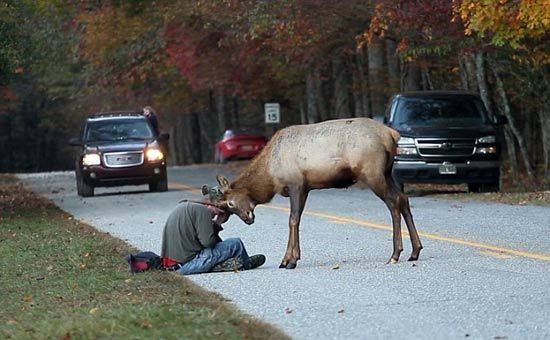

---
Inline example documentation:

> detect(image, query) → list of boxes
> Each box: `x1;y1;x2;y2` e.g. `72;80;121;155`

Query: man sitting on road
160;190;265;275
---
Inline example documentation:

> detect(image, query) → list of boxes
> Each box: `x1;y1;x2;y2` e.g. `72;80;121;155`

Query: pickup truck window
393;97;485;127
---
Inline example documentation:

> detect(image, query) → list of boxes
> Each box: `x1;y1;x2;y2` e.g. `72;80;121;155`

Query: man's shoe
245;254;266;270
211;257;244;272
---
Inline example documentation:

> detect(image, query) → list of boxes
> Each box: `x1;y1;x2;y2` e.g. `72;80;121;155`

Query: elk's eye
227;201;236;209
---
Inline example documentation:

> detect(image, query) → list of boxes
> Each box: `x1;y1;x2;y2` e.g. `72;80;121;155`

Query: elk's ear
216;175;230;191
201;185;210;196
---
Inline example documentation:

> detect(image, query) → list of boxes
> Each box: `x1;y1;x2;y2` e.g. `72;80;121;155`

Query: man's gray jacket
161;202;222;264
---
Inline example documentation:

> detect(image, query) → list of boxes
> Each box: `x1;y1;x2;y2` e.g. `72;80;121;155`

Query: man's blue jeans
176;238;250;275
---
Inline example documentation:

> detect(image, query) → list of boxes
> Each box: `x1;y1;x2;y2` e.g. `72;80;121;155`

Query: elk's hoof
279;261;297;269
408;255;419;261
285;262;297;269
386;258;398;264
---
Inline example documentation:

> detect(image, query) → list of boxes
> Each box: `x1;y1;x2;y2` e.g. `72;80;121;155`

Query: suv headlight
146;148;164;162
477;135;496;143
82;153;101;166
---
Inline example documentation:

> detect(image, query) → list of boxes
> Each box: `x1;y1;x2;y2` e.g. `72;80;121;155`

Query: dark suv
383;91;507;192
69;112;169;197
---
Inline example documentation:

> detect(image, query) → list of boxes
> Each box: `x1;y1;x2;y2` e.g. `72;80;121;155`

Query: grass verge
0;174;288;339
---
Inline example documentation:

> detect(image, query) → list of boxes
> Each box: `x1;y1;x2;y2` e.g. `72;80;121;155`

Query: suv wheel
149;174;168;192
76;174;94;197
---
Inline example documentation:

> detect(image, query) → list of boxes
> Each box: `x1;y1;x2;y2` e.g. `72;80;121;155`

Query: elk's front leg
280;187;308;269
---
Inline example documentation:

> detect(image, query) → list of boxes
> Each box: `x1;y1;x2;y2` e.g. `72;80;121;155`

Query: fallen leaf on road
332;264;340;270
337;309;344;313
285;308;293;314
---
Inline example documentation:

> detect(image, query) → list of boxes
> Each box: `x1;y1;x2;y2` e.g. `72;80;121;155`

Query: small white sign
265;103;280;124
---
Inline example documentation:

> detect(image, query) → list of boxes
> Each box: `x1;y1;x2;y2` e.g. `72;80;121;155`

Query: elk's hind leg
395;185;423;261
368;174;404;264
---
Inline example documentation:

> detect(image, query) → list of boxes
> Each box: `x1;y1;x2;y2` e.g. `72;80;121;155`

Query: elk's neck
232;154;275;204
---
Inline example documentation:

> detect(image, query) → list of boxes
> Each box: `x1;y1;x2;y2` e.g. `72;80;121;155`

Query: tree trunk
315;68;330;121
232;95;239;128
198;110;215;162
385;39;400;93
537;106;550;178
461;52;479;92
474;51;494;117
503;129;519;182
215;87;227;134
421;65;433;90
306;70;320;123
368;38;387;116
354;45;371;117
300;99;307;124
490;61;535;181
332;54;352;118
187;112;202;163
458;54;470;90
401;59;421;91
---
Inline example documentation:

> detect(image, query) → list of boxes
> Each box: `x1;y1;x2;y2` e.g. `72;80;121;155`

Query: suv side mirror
69;137;82;146
158;132;170;140
491;114;508;125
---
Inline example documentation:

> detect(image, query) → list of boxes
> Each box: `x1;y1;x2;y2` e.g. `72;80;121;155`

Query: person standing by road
160;200;265;275
143;106;159;135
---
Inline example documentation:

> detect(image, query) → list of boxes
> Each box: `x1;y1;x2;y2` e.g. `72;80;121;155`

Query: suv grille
103;151;144;168
416;138;475;157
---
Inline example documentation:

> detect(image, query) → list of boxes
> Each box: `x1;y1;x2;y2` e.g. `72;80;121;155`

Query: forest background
0;0;548;188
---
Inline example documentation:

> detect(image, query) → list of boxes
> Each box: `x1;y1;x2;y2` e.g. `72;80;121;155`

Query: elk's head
208;175;256;225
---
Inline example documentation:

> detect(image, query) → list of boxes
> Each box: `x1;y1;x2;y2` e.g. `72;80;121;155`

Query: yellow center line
170;182;550;262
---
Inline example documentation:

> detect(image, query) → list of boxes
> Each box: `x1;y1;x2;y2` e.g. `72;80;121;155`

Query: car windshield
85;119;154;142
393;96;486;127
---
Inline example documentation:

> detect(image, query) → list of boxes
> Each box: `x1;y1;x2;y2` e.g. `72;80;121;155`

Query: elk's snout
240;210;255;225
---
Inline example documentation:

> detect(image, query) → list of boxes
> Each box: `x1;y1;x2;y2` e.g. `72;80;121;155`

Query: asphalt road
19;165;550;340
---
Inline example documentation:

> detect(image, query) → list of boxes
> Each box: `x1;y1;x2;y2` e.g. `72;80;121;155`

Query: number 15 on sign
265;103;280;124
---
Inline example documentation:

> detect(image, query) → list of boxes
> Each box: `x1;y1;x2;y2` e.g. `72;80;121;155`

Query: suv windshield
85;119;154;142
393;96;486;127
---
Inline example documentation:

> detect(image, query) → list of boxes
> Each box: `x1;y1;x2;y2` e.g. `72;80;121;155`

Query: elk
213;118;423;269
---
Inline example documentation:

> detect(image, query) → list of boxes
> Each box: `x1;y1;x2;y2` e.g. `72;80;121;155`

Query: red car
214;128;268;163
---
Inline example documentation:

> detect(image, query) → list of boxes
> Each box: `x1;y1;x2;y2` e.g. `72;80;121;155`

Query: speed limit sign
264;103;280;124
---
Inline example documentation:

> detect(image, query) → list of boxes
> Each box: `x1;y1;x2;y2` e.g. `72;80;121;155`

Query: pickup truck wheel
76;175;94;197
